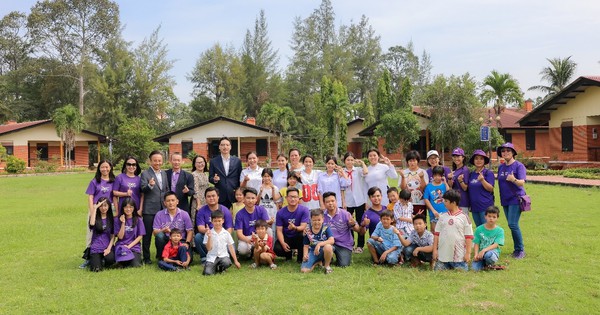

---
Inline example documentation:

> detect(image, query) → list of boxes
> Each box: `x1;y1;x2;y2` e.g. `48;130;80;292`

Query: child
279;172;303;207
393;189;414;236
433;190;473;271
472;206;505;271
301;209;335;274
258;168;281;228
114;197;145;268
399;215;434;268
366;210;402;265
250;219;277;269
230;187;245;220
88;197;115;272
158;228;191;271
424;166;450;231
386;187;399;211
203;210;241;275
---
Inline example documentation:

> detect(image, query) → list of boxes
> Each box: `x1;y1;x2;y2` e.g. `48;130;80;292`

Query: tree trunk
333;123;339;159
79;74;84;115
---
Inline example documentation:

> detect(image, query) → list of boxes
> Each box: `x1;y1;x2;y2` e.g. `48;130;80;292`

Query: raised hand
120;214;125;223
477;172;484;182
149;177;156;186
213;173;220;182
182;185;189;193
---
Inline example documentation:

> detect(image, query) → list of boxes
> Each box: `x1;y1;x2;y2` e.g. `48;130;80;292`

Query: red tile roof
0;119;51;135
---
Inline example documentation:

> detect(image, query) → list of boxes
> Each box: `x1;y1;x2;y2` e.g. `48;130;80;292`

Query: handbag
519;195;532;212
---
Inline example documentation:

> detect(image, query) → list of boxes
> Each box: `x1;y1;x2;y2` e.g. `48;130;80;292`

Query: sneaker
512;251;526;259
486;265;507;271
324;266;333;274
143;259;153;265
270;263;277;270
249;263;257;269
353;247;363;254
79;260;90;269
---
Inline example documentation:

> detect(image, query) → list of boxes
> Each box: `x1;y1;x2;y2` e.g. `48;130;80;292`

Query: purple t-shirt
276;204;310;238
195;204;234;231
426;166;451;183
323;208;355;251
468;169;495;213
450;166;470;207
90;218;113;254
497;161;527;206
114;217;145;253
234;205;270;236
113;174;141;209
152;208;194;239
85;178;114;203
362;208;384;236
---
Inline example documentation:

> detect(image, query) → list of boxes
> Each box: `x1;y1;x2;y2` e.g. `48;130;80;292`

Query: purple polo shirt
113;173;141;209
323;208;355;251
90;218;113;254
195;204;234;231
234;205;270;236
450;165;470;207
276;204;310;238
467;169;495;213
114;217;145;253
497;161;527;206
317;172;351;208
171;170;180;190
362;208;384;236
152;208;193;239
85;178;114;203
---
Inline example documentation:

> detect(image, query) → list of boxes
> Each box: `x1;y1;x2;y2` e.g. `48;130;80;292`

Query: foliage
52;104;86;169
480;70;523;128
381;41;432;105
34;158;58;173
257;102;297;153
459;123;504;160
0;143;6;162
112;118;160;164
5;155;25;173
320;76;350;156
360;92;377;154
528;56;577;97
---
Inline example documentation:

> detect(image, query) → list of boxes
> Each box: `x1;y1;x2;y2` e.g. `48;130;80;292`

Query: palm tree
53;104;86;169
481;70;523;128
528;56;577;97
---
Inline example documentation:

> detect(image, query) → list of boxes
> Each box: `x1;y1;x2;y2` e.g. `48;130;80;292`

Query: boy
472;206;505;271
424;166;450;231
399;215;434;268
203;210;241;275
386;187;399;211
251;219;277;269
394;189;414;235
158;228;190;271
366;210;402;265
235;188;271;258
301;209;335;274
433;190;473;271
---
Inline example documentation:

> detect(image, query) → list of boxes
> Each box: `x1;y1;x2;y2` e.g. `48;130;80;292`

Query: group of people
82;136;528;274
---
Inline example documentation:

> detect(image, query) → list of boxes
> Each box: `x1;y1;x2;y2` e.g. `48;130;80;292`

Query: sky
3;0;600;105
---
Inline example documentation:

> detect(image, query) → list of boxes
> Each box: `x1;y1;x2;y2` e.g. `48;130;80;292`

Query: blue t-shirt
371;222;402;250
424;182;447;214
303;224;333;249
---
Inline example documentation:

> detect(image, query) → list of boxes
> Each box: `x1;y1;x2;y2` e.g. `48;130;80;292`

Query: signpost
480;126;490;142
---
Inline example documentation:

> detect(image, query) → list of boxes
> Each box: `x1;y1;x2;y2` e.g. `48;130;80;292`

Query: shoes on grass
79;260;89;269
353;248;363;254
249;263;257;269
512;251;526;259
325;266;333;274
143;259;153;265
270;263;277;270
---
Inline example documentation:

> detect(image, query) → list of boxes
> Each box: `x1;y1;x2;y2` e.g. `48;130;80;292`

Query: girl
240;151;264;193
342;152;368;253
359;187;385;237
258;168;281;226
273;154;289;191
400;150;428;218
300;154;321;210
112;156;142;215
467;150;495;227
317;155;350;209
394;189;414;236
230;187;245;220
288;148;304;173
447;147;470;216
279;172;303;207
88;197;115;272
364;148;398;207
191;155;209;225
114;197;145;268
425;150;451;181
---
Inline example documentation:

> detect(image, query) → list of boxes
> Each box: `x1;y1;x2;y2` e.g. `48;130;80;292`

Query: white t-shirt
402;168;429;206
240;166;264;193
301;169;321;210
434;210;473;262
203;228;234;263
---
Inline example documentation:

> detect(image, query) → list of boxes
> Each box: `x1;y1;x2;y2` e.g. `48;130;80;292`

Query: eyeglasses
500;148;512;153
126;163;137;167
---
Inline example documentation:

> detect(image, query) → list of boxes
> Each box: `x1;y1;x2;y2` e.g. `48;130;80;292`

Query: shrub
6;155;26;174
35;160;57;173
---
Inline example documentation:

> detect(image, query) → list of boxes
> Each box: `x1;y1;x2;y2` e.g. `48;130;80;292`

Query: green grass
1;173;599;314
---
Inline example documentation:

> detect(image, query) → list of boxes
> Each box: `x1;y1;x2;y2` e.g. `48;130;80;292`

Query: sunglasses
500;148;512;153
126;163;137;167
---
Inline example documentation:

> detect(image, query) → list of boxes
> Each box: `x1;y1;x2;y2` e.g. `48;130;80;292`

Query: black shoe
144;259;153;265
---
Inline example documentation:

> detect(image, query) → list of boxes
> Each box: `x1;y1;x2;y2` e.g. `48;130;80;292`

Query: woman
112;156;142;214
497;142;527;259
447;147;470;216
400;150;428;217
273;154;289;208
425;150;451;181
364;148;398;207
467;150;495;227
300;154;321;210
114;197;145;268
240;151;264;193
191;155;209;223
317;155;350;209
288;148;304;173
342;152;368;253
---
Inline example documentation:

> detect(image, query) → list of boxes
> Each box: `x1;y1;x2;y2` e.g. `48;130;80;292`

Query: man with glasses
274;187;310;262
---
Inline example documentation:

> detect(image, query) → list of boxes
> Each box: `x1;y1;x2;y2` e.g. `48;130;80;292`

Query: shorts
301;245;333;269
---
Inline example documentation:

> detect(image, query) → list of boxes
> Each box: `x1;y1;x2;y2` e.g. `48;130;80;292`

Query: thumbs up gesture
213;173;220;182
149;177;156;186
182;185;190;194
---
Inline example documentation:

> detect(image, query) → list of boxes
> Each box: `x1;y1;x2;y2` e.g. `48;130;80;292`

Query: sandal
325;266;333;274
353;247;363;254
249;263;257;269
270;263;277;270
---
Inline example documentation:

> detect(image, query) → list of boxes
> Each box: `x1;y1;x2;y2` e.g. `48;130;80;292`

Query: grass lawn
0;173;599;314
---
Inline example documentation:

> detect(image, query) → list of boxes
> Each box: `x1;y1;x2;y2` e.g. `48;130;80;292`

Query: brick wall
74;146;89;166
550;126;589;161
587;125;600;161
193;142;209;159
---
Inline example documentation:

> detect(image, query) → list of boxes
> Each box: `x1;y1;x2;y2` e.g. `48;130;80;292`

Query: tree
257;102;297;153
528;56;577;97
382;41;432;104
53;104;85;168
113;118;160;164
321;76;351;157
480;70;523;128
375;69;394;119
360;91;377;154
27;0;120;115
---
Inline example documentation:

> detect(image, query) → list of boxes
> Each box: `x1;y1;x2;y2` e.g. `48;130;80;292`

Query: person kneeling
399;215;434;268
203;210;241;275
301;209;335;274
367;210;402;265
158;228;190;271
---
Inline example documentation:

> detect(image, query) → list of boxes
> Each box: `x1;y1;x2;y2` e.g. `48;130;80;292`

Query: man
166;152;195;215
152;192;194;262
209;136;242;208
193;187;234;261
140;150;169;265
322;192;361;267
274;187;310;262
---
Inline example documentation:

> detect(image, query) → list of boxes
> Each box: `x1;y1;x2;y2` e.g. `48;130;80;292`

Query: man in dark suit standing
166;152;195;215
209;137;242;208
140;150;169;265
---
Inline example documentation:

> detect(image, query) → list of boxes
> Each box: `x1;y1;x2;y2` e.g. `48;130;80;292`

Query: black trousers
142;214;156;261
347;204;366;248
274;233;304;262
89;251;115;271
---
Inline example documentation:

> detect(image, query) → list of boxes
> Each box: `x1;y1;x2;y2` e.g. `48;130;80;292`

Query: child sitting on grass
158;228;190;271
250;219;277;270
399;215;434;268
88;198;115;272
366;210;402;265
433;189;473;271
301;209;335;274
472;206;505;271
203;210;241;275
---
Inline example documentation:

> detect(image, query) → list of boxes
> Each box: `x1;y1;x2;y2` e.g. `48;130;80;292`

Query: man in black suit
209;137;242;208
166;152;195;215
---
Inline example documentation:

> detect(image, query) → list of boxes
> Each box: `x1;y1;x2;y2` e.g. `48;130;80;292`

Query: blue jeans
471;250;500;271
503;204;524;252
158;246;189;271
472;211;486;227
367;239;401;264
402;244;432;263
434;261;468;271
194;233;208;261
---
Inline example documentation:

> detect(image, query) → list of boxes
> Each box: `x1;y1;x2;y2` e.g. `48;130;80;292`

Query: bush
35;160;57;173
6;155;26;174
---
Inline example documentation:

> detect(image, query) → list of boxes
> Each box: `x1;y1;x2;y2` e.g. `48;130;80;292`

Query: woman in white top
258;168;281;230
272;154;289;191
317;155;351;209
288;148;304;173
399;150;428;219
240;151;264;193
342;152;368;253
364;148;398;207
300;154;321;210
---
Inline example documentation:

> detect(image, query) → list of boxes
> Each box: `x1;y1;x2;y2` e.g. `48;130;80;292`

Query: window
2;142;13;155
68;147;75;160
37;143;48;160
561;122;573;152
182;141;193;157
503;132;512;143
256;139;268;156
525;130;536;150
